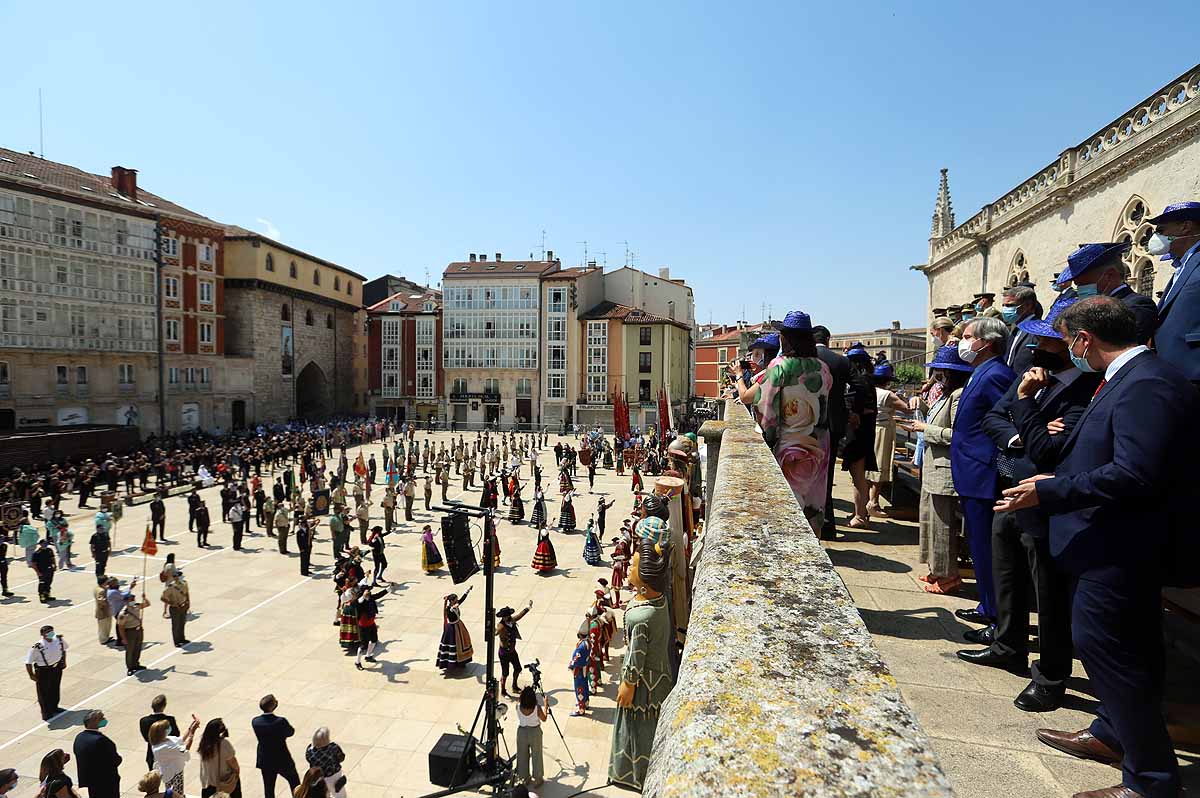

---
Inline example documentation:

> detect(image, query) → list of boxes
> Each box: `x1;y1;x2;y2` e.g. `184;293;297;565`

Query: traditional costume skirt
338;605;359;650
583;532;601;565
508;496;525;523
559;472;573;493
558;503;576;532
532;535;557;572
422;539;444;573
531;498;546;528
436;620;473;668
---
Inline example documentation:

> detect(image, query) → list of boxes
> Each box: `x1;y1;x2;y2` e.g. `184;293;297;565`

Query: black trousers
1073;571;1178;798
232;521;244;550
197;526;209;547
37;569;54;600
299;547;311;576
35;662;63;718
0;558;8;592
822;424;845;532
169;606;187;646
990;510;1073;686
499;649;521;687
261;764;300;798
94;552;109;578
152;516;166;540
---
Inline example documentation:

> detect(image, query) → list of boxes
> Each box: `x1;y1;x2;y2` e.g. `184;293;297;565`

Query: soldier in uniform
161;572;190;647
973;292;1001;318
26;624;67;720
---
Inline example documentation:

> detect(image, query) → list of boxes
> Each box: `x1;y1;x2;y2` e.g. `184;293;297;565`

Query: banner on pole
140;524;157;556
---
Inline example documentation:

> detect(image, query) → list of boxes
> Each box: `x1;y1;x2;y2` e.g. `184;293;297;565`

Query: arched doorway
231;400;246;430
296;361;332;420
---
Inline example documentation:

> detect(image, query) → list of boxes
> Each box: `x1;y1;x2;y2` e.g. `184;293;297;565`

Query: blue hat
750;332;780;353
846;346;871;361
925;344;973;372
774;310;811;331
1147;201;1200;226
873;363;894;379
1056;242;1130;285
1017;295;1078;339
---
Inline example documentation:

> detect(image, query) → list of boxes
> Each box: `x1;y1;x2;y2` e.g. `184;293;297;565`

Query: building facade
362;273;428;308
441;253;557;428
0;149;252;434
920;63;1200;323
829;322;926;366
539;261;603;429
603;266;697;393
223;226;364;423
366;288;444;423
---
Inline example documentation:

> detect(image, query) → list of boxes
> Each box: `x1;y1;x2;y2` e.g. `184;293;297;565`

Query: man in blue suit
1150;201;1200;384
252;694;301;797
949;316;1016;626
997;297;1196;798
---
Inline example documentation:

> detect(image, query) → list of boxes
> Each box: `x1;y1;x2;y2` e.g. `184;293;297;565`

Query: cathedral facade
920;63;1200;316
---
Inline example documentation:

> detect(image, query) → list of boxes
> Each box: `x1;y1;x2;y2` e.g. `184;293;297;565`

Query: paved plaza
0;432;637;797
824;483;1200;798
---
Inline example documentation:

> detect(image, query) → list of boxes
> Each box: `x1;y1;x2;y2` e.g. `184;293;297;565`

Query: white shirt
26;635;67;666
517;701;542;727
1104;345;1150;383
152;737;191;783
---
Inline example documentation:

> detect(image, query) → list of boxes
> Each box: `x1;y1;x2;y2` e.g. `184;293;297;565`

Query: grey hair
965;316;1009;355
1002;285;1036;305
312;726;331;747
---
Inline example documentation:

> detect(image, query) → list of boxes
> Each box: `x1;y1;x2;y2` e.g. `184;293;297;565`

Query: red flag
354;453;367;477
140;524;157;556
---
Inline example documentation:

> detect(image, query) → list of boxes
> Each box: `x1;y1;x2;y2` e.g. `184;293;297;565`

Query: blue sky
3;1;1196;332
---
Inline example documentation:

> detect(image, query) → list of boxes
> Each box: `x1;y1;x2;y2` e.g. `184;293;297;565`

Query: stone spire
930;168;956;239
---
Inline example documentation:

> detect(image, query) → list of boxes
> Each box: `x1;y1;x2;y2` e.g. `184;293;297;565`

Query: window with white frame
199;244;213;263
586;320;608;403
199;321;214;344
161;237;179;257
547;287;566;314
168;367;179;385
547;373;565;399
383;346;398;364
184;367;196;384
164;276;179;300
200;367;211;384
118;363;135;385
75;365;88;385
417;373;434;398
199;280;213;304
165;319;180;342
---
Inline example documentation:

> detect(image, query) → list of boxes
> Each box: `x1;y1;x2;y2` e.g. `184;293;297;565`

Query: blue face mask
1069;334;1098;373
1074;283;1099;299
1000;306;1020;324
97;719;108;729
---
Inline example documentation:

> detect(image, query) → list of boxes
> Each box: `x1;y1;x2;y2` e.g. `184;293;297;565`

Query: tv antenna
597;250;607;269
577;240;588;269
540;229;547;260
38;88;44;158
621;240;631;267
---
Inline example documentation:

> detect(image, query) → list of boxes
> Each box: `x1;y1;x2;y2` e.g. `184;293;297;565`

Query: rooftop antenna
577;240;588;270
38;88;44;158
597;250;607;269
540;229;547;260
424;266;431;288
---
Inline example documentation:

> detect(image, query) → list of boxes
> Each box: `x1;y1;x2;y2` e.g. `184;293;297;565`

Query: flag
354;453;367;478
140;524;157;556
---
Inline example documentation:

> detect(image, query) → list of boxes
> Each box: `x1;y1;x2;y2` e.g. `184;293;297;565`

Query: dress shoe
963;625;995;645
956;648;1027;673
1036;728;1123;767
1072;786;1143;798
955;608;990;625
1014;681;1064;713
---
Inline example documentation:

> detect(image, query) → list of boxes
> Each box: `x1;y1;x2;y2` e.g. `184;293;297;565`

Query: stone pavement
0;433;639;797
823;481;1200;798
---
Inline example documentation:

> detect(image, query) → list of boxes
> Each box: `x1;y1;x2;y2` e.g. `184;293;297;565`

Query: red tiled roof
579;301;690;330
443;259;560;277
0;146;215;223
366;288;443;313
697;323;768;346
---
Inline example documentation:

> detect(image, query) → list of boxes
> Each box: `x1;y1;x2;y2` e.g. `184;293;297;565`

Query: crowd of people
732;200;1200;798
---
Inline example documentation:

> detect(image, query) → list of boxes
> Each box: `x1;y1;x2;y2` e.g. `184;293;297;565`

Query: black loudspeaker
428;732;474;787
442;513;479;584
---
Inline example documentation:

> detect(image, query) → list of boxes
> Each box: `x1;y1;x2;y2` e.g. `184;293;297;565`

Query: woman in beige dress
899;345;972;594
866;362;911;516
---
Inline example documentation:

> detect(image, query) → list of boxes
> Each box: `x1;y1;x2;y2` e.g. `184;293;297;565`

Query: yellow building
222;226;365;421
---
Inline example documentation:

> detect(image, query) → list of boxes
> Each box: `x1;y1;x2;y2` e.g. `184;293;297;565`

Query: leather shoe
955;608;990;625
1014;681;1064;713
1072;786;1142;798
956;648;1027;673
1036;728;1123;767
963;625;995;645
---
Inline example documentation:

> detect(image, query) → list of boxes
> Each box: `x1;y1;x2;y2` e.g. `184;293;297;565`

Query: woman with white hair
304;727;347;797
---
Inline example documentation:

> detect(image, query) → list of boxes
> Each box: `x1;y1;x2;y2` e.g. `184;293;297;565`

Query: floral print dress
754;355;832;515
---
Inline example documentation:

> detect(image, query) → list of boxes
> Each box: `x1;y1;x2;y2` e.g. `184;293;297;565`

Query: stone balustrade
641;397;953;798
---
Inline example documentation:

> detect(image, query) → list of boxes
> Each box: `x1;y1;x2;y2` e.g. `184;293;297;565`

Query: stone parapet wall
642;398;953;798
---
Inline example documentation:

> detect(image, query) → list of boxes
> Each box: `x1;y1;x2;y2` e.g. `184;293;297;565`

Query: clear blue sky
3;1;1196;332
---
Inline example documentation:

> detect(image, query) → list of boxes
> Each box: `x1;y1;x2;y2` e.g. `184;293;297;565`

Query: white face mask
957;338;979;364
1146;233;1174;256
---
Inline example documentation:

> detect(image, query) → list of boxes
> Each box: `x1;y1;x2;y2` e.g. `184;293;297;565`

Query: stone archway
296;361;332;420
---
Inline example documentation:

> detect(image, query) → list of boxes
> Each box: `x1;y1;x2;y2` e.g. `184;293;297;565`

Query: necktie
1092;378;1107;399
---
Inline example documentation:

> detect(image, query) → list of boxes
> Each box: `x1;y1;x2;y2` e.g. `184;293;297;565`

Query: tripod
422;508;515;798
525;659;576;766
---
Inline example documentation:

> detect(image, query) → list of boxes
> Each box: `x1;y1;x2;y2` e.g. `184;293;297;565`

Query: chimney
480;254;487;262
110;166;138;201
546;249;553;262
469;253;476;262
658;266;670;280
495;252;502;262
892;320;900;330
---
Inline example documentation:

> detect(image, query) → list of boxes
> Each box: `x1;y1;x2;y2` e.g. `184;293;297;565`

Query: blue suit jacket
950;356;1015;499
252;713;297;771
1155;243;1200;381
1036;351;1199;576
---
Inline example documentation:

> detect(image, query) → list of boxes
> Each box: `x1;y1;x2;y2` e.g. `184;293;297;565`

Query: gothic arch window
305;309;314;326
1007;250;1028;287
265;253;275;272
281;304;290;322
289;261;297;279
325;313;333;329
1113;195;1156;294
313;269;321;286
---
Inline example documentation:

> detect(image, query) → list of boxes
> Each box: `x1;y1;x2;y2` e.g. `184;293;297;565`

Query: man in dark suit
150;492;167;542
252;693;301;797
1057;242;1158;345
813;325;851;540
997;297;1195;798
962;297;1099;713
1000;285;1041;377
949;317;1016;626
73;709;121;798
1150;201;1200;384
138;693;179;770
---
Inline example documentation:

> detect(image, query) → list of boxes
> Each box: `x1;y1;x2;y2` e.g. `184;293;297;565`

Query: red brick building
694;322;768;398
365;287;443;423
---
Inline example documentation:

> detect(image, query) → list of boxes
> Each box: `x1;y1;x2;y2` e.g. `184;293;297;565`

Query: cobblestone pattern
642;399;954;798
